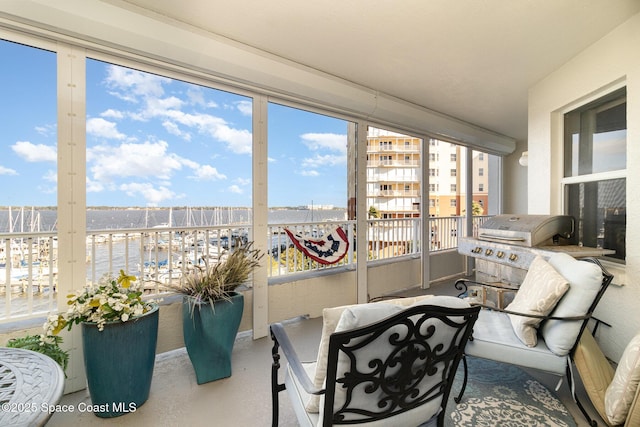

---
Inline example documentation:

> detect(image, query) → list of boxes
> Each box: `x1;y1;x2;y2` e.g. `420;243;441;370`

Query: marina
0;206;350;319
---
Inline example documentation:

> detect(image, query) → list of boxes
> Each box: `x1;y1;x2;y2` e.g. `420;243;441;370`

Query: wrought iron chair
270;298;480;426
455;254;614;426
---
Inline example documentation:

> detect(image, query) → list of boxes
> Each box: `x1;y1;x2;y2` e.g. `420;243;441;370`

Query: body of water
0;207;347;233
0;206;348;285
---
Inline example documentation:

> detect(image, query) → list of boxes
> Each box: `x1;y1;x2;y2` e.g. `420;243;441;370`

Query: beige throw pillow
505;256;569;347
605;332;640;425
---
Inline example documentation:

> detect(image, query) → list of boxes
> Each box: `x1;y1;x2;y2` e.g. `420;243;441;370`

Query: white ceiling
122;0;639;141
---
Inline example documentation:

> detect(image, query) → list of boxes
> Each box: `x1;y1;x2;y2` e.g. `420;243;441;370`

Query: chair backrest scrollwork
322;304;480;426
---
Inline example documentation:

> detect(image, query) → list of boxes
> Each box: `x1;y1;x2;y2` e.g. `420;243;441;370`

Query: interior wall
528;11;640;361
503;140;528;214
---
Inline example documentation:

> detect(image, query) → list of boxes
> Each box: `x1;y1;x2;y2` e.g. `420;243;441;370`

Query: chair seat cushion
286;362;319;427
465;309;567;376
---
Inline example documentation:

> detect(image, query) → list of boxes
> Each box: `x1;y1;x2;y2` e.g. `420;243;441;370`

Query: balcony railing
368;160;420;167
376;190;420;197
0;216;492;322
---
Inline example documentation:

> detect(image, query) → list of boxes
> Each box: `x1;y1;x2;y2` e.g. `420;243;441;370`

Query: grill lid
478;215;574;247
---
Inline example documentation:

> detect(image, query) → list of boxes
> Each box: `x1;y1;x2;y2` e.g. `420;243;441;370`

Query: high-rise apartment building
366;129;488;218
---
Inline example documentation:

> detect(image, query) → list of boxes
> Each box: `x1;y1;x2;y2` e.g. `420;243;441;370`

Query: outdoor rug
445;357;577;427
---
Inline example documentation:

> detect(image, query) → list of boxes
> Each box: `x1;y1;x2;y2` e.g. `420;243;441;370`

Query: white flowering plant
43;270;156;337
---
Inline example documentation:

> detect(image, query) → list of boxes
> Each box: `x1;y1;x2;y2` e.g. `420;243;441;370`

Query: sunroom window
563;87;626;261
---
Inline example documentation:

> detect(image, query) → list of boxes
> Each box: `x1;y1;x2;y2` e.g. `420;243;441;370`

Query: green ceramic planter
182;292;244;384
81;304;159;418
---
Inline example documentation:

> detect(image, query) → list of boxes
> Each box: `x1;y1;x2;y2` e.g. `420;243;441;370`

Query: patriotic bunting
284;226;349;265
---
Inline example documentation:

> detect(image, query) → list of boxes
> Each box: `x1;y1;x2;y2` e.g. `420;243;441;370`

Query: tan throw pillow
505;256;569;347
605;332;640;425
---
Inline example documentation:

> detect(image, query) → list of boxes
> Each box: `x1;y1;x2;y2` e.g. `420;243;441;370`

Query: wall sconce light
519;151;528;167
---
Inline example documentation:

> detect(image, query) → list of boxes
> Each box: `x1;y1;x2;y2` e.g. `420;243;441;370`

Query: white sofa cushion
505;256;569;347
541;252;603;356
605;332;640;425
286;362;319;427
305;295;433;412
464;309;569;376
317;295;468;426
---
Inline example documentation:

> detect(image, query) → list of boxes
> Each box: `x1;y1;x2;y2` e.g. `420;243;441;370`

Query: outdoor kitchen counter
535;245;616;258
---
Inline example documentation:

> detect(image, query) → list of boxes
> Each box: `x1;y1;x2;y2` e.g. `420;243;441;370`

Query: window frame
560;86;627;263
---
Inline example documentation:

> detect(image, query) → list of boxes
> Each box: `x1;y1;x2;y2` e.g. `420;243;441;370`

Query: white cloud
43;170;57;183
301;154;346;169
0;165;18;175
86;177;104;193
35;123;56;137
178;158;199;169
88;140;183;182
87;118;126;140
158;110;252;154
119;182;178;206
301;133;347;153
103;64;253;155
12;141;57;162
236;100;252;116
213;125;252;154
142;96;185;119
191;165;226;181
228;184;243;194
162;120;191;141
105;65;168;100
101;109;124;119
299;170;319;177
187;87;205;106
235;178;250;186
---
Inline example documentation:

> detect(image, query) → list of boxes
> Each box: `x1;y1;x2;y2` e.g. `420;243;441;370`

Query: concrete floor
47;280;607;427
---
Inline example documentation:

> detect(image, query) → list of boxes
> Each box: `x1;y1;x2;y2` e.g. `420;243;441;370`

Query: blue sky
0;39;348;208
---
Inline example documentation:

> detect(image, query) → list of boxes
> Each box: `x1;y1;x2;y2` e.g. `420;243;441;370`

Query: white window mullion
57;42;87;393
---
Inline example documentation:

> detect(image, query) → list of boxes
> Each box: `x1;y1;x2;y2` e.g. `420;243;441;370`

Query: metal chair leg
454;354;468;404
271;330;286;427
566;360;597;426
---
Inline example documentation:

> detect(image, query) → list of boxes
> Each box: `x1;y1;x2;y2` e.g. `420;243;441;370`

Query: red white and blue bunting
284;226;349;265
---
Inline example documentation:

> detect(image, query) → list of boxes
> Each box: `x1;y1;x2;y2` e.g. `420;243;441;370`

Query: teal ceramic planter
81;304;159;418
183;292;244;384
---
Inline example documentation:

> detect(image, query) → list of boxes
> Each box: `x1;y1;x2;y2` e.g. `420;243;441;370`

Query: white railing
0;216;492;322
368;218;420;259
267;221;354;277
369;159;420;167
0;231;58;320
85;225;253;293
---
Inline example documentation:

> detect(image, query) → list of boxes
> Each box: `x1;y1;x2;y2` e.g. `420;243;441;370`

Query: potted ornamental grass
43;270;159;418
167;240;262;384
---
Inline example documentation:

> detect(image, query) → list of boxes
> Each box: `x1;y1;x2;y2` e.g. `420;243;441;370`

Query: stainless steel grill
477;215;574;247
458;214;576;307
459;214;614;308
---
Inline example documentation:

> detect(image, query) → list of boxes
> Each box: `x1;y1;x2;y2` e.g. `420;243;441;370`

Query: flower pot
81;304;159;418
182;292;244;384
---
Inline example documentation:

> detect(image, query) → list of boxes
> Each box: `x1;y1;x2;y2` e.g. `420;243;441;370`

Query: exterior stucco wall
528;12;640;361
